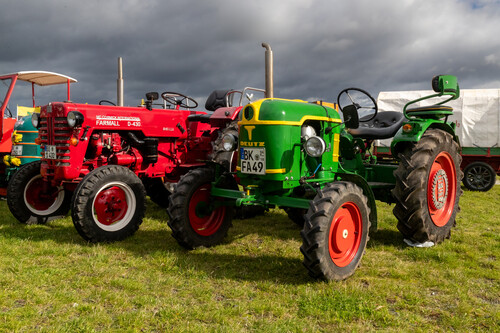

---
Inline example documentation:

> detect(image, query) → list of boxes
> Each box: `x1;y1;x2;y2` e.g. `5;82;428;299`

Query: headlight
221;133;237;151
304;136;326;157
31;113;40;129
67;111;84;127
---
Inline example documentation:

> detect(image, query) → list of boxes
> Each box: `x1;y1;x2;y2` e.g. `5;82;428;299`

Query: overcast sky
2;0;500;111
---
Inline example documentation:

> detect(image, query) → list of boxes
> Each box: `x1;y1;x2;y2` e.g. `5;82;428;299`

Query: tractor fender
335;172;378;232
391;120;459;159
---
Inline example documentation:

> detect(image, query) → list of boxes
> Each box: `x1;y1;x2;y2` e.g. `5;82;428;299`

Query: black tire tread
300;181;370;281
392;129;463;243
71;165;146;242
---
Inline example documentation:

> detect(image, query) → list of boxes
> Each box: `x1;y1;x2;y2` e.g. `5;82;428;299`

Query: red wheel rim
328;202;363;267
189;184;225;236
94;186;129;225
427;152;456;227
24;175;63;213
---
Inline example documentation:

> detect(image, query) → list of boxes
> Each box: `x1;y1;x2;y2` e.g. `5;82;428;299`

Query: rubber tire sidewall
7;160;70;223
167;168;236;249
71;165;146;242
393;129;462;244
301;182;370;281
463;161;496;192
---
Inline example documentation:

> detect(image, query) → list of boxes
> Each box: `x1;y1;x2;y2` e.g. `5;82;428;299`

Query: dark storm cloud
1;0;500;109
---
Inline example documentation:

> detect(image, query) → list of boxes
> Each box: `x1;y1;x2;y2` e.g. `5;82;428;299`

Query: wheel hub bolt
343;229;348;239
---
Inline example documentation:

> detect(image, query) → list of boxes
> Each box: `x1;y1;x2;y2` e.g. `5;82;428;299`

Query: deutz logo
244;125;255;140
240;141;265;147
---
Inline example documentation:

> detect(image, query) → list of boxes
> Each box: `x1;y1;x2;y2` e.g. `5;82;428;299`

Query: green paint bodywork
210;75;460;233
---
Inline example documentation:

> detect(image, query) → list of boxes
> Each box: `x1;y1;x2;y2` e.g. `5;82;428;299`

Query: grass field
0;185;498;332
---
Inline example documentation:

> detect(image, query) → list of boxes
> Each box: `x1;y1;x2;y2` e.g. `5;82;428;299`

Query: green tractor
167;73;462;281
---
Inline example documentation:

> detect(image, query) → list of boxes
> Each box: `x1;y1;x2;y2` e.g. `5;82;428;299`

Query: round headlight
243;106;254;121
304;136;326;157
221;133;237;151
67;111;84;127
31;113;40;129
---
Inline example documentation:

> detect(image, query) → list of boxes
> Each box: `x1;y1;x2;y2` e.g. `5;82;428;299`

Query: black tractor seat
406;105;453;119
348;111;405;140
187;113;211;123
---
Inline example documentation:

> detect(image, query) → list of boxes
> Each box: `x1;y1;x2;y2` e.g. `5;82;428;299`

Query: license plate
45;145;57;159
11;145;23;156
240;147;265;175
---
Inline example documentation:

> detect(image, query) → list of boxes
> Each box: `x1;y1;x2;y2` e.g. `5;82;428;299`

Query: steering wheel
99;100;116;106
161;92;198;109
337;87;378;122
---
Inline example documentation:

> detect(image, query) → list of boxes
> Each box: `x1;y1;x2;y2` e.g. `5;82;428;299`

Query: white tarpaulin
376;89;500;148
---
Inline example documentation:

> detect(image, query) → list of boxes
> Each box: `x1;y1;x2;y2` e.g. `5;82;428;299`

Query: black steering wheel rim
161;91;198;109
99;100;116;106
337;87;378;122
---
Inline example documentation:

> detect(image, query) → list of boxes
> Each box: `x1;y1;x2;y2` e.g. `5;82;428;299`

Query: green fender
390;120;458;158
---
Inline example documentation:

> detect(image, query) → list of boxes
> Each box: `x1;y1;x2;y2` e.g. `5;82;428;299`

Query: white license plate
11;145;23;156
45;145;57;159
240;147;266;175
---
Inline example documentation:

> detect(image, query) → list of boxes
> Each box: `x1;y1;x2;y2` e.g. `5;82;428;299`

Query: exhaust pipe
117;57;124;106
262;42;274;98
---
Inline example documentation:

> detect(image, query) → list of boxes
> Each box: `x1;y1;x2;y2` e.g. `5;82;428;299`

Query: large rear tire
143;177;172;208
393;129;462;244
301;182;370;281
167;168;236;249
463;161;496;192
71;165;146;242
7;161;70;223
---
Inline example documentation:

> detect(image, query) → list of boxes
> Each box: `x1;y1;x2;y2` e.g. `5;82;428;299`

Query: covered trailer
375;89;500;191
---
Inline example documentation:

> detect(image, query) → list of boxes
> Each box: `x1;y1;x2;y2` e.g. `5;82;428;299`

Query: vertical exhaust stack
262;42;274;98
117;57;124;106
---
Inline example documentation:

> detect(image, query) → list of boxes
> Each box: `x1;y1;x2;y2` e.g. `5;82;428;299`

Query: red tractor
7;84;263;242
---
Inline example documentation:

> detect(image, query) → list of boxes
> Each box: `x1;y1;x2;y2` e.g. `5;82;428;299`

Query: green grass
0;185;499;332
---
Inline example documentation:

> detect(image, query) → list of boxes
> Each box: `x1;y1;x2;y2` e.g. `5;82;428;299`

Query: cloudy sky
2;0;500;111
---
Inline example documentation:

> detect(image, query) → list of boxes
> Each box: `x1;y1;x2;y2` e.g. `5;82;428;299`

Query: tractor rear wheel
143;177;172;208
393;129;462;244
7;160;70;224
167;168;236;249
300;182;370;281
463;161;496;192
71;165;146;242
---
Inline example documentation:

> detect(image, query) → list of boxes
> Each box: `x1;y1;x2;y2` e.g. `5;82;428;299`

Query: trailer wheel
300;182;370;281
393;129;462;244
167;168;236;249
71;165;146;242
7;160;70;223
463;162;496;192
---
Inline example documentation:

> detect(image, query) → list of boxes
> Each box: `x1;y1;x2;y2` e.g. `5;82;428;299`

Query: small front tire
71;165;146;242
7;160;70;223
301;182;370;281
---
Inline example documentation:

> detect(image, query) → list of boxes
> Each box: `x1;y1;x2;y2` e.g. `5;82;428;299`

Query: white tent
376;89;500;148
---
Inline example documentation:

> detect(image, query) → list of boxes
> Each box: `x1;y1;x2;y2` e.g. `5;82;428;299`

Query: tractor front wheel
300;182;370;281
167;168;236;249
71;165;146;242
7;160;70;223
393;129;462;244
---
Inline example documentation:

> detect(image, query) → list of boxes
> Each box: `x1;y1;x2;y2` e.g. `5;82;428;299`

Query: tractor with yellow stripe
167;68;463;280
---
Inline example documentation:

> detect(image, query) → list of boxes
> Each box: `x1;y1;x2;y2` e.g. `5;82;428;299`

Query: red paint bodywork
38;101;241;188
